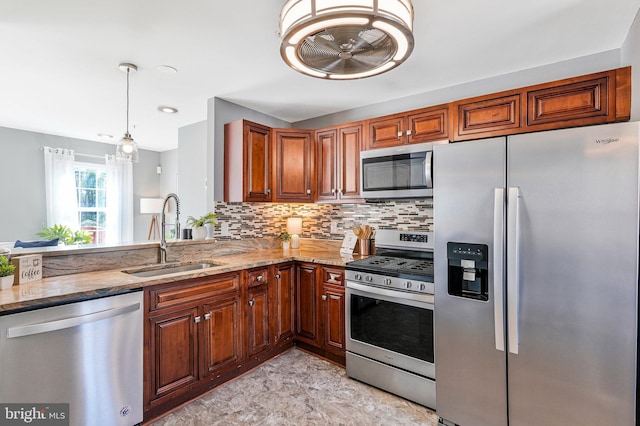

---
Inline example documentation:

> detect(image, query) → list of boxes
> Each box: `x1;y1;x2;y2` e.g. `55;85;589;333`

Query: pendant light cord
126;67;130;135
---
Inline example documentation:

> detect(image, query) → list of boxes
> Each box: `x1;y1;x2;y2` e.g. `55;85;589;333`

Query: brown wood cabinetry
224;120;272;202
272;262;295;347
144;272;242;418
315;123;363;202
366;105;451;150
246;267;271;359
295;262;319;345
452;67;631;141
272;128;315;202
320;266;346;357
225;121;314;203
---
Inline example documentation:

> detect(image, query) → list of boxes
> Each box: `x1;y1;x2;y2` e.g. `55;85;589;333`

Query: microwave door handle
425;151;433;188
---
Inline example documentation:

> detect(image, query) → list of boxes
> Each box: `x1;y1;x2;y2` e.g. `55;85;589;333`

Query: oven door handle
493;188;506;352
346;281;434;306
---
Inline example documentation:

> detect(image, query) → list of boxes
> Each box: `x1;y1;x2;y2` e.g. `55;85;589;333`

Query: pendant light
116;63;139;162
279;0;414;80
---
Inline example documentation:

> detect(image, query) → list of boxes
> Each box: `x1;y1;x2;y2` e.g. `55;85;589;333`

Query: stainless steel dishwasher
0;291;143;426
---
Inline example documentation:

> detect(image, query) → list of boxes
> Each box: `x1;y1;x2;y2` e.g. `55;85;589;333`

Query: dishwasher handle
7;301;141;339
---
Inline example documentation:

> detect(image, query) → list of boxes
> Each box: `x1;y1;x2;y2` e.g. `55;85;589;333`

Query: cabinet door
322;284;346;355
295;263;319;345
454;93;522;140
244;121;272;202
337;124;362;200
367;114;405;149
315;128;339;202
247;285;270;358
407;106;450;144
147;306;199;403
202;295;242;376
273;263;295;346
273;129;314;202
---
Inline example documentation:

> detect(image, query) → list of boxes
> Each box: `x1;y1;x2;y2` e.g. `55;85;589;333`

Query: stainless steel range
345;229;435;409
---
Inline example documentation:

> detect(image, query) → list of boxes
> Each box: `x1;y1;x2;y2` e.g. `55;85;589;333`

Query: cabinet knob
204;313;211;321
249;299;255;307
397;131;403;138
338;189;343;195
306;189;311;195
256;275;264;282
406;129;412;136
322;295;327;301
266;189;271;195
195;316;201;323
275;274;281;279
331;188;336;194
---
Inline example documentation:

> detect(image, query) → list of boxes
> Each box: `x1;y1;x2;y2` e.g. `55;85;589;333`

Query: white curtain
43;147;79;230
105;154;134;244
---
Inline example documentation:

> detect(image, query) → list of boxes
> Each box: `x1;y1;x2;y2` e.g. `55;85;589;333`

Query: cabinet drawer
148;273;241;312
247;267;269;288
321;266;344;286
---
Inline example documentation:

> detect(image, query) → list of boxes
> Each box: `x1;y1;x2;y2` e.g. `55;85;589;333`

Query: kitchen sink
123;260;226;278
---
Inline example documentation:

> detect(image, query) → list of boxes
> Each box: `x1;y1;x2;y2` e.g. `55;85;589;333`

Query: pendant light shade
279;0;414;80
116;63;139;162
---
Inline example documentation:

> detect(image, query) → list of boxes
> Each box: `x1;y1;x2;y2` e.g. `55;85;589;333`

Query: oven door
346;281;435;379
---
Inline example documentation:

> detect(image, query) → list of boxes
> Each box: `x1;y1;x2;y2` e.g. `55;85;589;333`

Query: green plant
186;212;218;228
277;231;291;242
0;256;15;277
37;224;91;245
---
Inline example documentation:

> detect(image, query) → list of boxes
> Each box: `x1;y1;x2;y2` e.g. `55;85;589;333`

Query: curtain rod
40;146;106;160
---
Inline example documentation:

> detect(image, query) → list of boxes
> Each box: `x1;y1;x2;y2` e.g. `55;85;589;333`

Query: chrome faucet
160;193;181;264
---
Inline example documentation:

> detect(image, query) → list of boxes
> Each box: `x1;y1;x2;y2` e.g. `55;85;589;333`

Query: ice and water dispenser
447;242;489;301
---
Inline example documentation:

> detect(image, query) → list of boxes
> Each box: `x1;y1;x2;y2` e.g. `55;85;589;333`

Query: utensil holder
358;239;371;255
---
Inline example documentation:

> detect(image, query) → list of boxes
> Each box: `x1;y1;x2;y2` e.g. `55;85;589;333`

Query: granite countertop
0;245;355;315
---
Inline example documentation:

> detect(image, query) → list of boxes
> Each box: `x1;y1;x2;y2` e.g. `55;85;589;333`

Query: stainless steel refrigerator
433;122;639;426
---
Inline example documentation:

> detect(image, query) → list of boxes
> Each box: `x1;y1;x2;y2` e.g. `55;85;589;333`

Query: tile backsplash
212;200;433;240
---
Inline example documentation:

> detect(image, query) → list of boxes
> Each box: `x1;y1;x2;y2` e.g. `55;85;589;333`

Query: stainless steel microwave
360;140;448;200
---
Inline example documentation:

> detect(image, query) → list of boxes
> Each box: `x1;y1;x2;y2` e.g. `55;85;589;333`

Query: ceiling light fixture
158;106;178;114
115;63;139;163
279;0;414;80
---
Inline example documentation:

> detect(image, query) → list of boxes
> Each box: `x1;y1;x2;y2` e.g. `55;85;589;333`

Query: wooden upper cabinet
452;66;631;141
366;105;451;149
316;123;363;202
454;93;522;140
272;128;315;202
224;120;272;202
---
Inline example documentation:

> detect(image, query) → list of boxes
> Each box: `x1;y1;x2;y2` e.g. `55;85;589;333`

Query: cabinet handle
204;313;211;321
322;295;327;301
195;316;201;323
406;129;412;136
275;274;281;279
256;275;263;282
397;131;403;138
306;189;311;195
249;299;255;307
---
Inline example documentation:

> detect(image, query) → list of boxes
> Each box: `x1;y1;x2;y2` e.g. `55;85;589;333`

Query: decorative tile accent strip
212;200;433;240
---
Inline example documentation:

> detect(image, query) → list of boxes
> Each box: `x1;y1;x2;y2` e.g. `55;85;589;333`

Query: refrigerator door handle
507;186;521;354
493;188;506;352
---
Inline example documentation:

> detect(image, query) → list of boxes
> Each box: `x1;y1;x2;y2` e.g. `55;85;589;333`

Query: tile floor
150;348;438;426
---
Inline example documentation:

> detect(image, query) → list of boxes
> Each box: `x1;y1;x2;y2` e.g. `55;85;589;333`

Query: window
75;163;107;243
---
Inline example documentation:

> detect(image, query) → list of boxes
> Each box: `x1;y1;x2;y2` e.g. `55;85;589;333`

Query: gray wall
622;7;640;121
178;121;208;222
0;126;161;243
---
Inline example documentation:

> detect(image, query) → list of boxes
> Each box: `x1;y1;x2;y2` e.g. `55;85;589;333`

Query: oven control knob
418;283;426;291
384;278;392;285
366;275;373;282
354;273;362;281
404;281;412;289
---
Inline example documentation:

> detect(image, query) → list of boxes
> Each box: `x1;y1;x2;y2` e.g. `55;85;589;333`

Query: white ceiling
1;0;638;152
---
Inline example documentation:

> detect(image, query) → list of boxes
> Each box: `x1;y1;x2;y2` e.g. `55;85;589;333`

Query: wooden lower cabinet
144;262;346;422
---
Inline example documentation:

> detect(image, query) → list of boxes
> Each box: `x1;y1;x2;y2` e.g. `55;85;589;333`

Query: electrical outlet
330;221;339;233
220;222;230;236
